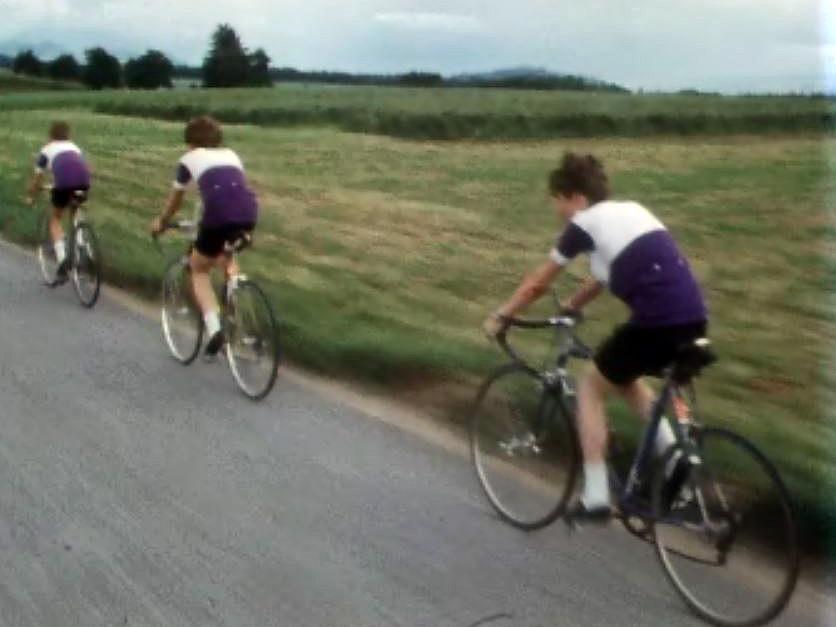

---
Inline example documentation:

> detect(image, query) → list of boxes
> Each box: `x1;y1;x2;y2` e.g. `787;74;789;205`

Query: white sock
204;311;221;337
581;462;610;509
54;239;66;263
654;418;677;457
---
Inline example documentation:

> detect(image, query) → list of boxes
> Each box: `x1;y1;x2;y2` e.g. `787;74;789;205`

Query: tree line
6;23;627;93
10;47;171;89
8;24;270;90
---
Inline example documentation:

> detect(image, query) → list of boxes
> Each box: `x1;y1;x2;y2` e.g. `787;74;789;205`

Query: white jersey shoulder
575;201;665;261
179;148;243;182
37;141;83;171
575;201;666;285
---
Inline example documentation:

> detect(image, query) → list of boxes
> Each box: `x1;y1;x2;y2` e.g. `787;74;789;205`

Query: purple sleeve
174;162;192;188
35;153;48;172
553;222;594;264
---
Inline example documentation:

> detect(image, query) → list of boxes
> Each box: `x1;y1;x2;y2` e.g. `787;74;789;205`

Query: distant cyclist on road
484;152;708;521
26;120;91;283
150;115;259;357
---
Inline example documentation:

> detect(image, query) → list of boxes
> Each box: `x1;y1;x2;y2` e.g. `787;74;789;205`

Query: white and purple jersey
173;148;258;228
35;141;90;190
551;201;707;327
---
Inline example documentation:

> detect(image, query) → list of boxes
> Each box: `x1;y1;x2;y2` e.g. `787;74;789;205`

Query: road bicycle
470;313;799;626
153;220;281;400
36;188;101;307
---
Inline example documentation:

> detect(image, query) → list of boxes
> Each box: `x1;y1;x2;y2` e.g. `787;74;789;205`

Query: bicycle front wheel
71;222;101;308
225;280;280;400
470;364;580;530
36;210;58;285
652;427;799;627
161;257;203;364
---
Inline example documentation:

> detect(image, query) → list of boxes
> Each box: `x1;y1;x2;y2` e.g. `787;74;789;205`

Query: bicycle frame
153;220;250;315
616;374;697;516
498;316;702;522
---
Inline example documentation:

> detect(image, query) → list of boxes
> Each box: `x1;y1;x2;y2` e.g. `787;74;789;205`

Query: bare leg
618;379;655;421
577;364;612;464
618;378;676;455
189;249;218;317
49;206;66;262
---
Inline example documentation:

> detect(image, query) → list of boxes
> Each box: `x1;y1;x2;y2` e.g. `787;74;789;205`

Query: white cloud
373;12;484;33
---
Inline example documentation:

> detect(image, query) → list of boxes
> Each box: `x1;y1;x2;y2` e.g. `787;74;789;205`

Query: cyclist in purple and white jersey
26;121;91;282
484;152;708;521
150;116;258;357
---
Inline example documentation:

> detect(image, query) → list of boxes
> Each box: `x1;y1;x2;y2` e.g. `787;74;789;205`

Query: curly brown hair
548;152;610;204
184;115;222;148
49;120;70;141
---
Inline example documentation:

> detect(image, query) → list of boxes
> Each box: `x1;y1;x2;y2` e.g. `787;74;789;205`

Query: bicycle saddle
671;338;717;383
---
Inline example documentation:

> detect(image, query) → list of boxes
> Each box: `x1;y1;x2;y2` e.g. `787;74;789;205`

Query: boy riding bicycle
26;121;91;283
484;152;708;520
150;116;258;358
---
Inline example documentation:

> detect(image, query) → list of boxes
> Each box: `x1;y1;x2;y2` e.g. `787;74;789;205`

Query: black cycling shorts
595;320;708;386
194;223;255;258
51;187;89;210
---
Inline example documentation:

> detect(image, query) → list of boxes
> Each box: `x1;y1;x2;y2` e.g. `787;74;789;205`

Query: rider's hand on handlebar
482;312;508;340
558;303;583;322
150;216;166;237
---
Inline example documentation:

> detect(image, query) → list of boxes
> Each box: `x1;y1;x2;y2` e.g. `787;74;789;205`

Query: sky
1;0;833;93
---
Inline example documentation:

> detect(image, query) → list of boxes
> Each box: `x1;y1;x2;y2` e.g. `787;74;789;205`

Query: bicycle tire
470;363;580;530
70;222;101;308
651;427;800;627
225;279;281;400
161;257;203;364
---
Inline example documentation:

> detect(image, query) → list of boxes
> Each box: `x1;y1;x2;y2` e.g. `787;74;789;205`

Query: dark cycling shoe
204;330;226;358
566;501;613;525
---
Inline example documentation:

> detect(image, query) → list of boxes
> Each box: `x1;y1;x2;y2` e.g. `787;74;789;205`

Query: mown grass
0;69;80;92
0;84;834;140
0;109;833;554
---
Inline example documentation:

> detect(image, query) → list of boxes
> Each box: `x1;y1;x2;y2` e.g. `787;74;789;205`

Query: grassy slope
0;69;80;92
0;108;833;551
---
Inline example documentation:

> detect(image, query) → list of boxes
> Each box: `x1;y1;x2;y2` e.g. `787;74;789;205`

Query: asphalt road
0;241;833;627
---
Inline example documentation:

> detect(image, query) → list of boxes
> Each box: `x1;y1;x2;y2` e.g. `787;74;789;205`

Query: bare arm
25;171;45;205
564;277;604;312
151;188;186;234
495;259;564;319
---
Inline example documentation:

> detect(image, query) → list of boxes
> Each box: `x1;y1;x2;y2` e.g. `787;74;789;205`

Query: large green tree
12;50;43;76
83;47;122;89
202;24;251;88
202;24;273;88
248;48;272;87
125;49;174;89
47;54;81;81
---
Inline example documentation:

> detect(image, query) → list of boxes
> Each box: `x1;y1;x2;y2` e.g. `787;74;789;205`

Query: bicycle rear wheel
225;280;280;400
161;257;203;364
36;210;58;285
470;363;580;530
71;222;101;308
652;427;799;627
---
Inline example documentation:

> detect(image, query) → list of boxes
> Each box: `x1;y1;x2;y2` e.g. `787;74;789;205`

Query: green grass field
0;69;80;92
0;84;833;139
0;89;833;552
